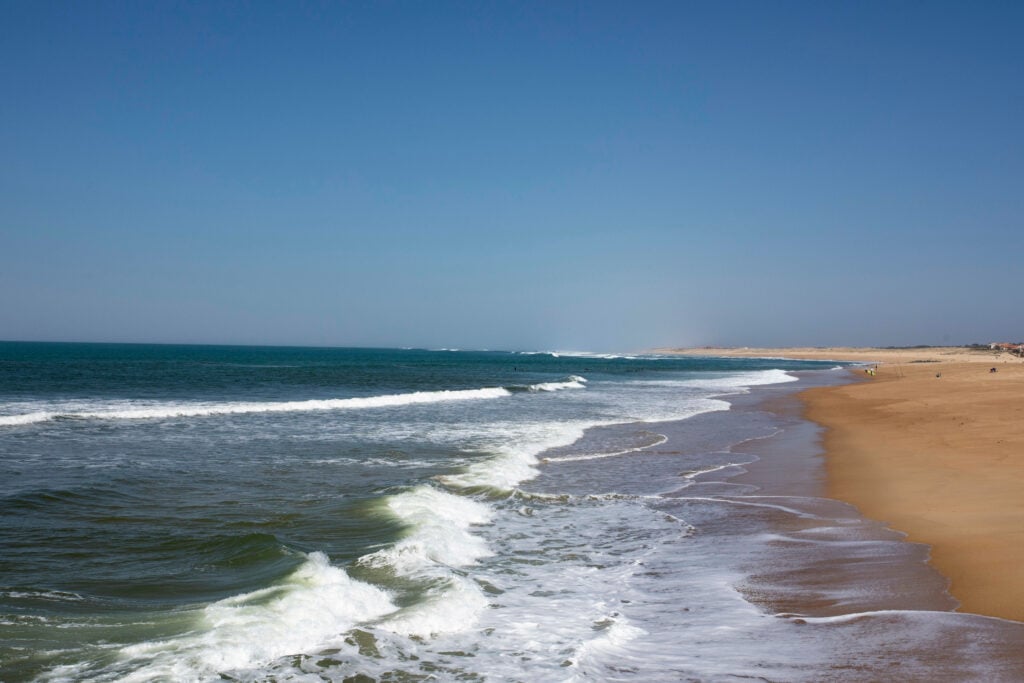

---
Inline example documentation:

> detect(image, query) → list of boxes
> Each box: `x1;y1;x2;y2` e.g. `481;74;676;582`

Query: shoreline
652;345;1019;364
658;346;1024;622
725;373;959;617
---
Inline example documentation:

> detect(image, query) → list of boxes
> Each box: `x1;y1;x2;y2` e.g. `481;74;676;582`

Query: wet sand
660;346;1024;622
726;377;959;617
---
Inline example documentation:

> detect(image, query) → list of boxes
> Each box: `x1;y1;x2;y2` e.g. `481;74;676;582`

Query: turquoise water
2;343;1022;681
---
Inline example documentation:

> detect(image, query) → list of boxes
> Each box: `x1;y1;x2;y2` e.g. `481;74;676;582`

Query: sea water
1;343;1022;681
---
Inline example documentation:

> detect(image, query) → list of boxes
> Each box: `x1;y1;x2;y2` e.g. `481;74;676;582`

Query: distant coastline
652;345;1019;364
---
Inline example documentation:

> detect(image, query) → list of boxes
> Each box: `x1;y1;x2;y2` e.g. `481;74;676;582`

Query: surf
0;377;589;427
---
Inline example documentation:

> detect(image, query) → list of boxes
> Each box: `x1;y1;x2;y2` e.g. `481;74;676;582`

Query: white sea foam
438;420;591;490
617;395;733;425
361;486;494;574
682;368;798;392
1;377;587;428
106;552;396;682
358;486;496;638
309;457;442;468
599;368;796;424
0;389;506;426
566;614;648;674
516;350;641;360
0;411;56;426
379;574;490;637
543;433;669;463
526;375;587;391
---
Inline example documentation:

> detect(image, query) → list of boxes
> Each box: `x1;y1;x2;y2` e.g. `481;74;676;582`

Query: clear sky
2;1;1022;351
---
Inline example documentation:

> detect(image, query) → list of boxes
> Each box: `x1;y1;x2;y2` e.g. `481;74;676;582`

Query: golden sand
659;346;1024;622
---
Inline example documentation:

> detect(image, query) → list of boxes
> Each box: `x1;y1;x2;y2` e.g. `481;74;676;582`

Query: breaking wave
0;378;588;427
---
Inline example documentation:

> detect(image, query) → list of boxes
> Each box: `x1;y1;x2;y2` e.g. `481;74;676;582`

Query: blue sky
2;1;1021;350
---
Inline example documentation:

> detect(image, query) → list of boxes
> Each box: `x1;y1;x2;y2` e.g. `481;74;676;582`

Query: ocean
1;342;1022;682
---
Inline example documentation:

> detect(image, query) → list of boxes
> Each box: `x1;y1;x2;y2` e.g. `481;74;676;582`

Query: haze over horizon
3;2;1022;352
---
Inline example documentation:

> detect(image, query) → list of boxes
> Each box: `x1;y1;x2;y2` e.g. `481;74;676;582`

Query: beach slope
659;346;1024;622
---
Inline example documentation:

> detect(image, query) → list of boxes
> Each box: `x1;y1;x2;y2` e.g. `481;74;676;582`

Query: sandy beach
659;346;1024;622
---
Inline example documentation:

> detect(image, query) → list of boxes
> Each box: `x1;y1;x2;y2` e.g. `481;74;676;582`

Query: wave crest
1;377;588;427
507;375;588;393
112;551;396;680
